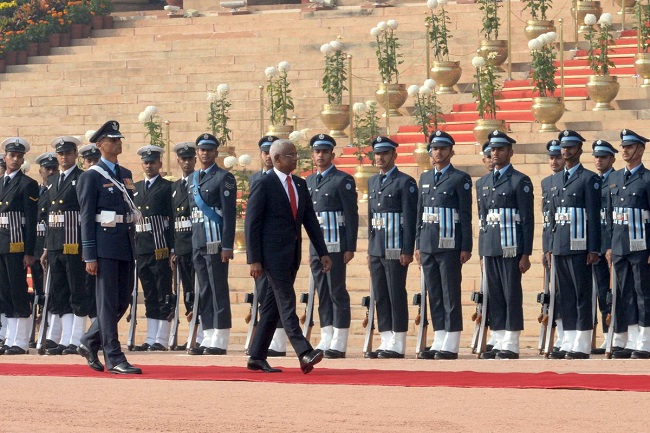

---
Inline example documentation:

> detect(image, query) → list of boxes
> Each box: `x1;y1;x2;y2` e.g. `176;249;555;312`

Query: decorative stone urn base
586;75;619;111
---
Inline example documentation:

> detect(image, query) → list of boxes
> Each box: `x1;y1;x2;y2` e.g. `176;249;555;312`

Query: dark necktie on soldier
434;171;441;185
625;170;631;183
199;170;205;182
181;178;187;190
58;173;65;189
316;173;323;184
493;170;500;184
379;174;386;185
40;185;47;197
564;170;570;184
145;180;151;191
114;164;121;180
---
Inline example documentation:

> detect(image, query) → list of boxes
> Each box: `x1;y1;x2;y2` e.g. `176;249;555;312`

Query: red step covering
503;78;589;88
561;58;635;68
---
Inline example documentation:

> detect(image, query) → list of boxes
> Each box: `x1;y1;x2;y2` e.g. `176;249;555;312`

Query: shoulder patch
224;190;230;197
409;186;416;193
345;183;352;190
523;185;530;193
594;182;600;190
29;196;39;202
464;182;470;190
224;181;236;190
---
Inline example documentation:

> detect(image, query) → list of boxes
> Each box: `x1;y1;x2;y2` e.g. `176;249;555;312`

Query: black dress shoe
5;346;28;355
434;350;458;360
109;361;142;375
591;347;606;355
203;347;227;355
46;344;66;355
267;349;286;357
631;350;650;359
485;344;494;352
565;351;590;359
299;349;324;374
28;342;36;349
417;350;437;360
0;344;10;355
324;349;346;359
45;339;58;350
148;343;167;352
62;344;79;355
496;350;520;359
188;347;204;355
78;344;104;372
131;343;151;352
173;343;187;351
549;350;567;359
612;348;633;359
480;348;498;359
247;358;282;373
364;350;383;359
377;350;405;359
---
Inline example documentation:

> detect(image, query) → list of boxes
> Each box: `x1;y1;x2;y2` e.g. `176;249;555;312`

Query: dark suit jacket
134;176;174;255
0;170;39;255
172;177;192;256
245;169;328;271
45;166;83;251
77;160;136;262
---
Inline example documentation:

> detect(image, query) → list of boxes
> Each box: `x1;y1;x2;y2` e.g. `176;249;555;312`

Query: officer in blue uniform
415;131;472;360
591;139;617;354
366;136;418;359
548;130;600;359
606;129;650;359
76;120;141;374
306;134;358;358
477;131;534;360
187;133;236;355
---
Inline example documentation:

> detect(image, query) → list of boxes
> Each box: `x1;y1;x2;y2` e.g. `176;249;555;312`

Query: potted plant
138;105;165;148
90;0;113;29
471;54;506;143
45;9;69;48
351;101;381;202
478;0;508;71
265;60;294;137
0;35;5;73
529;31;565;131
426;0;462;94
408;79;444;170
634;1;650;86
223;154;252;253
3;30;28;65
66;0;92;38
371;19;407;116
523;0;555;40
320;39;350;138
576;1;602;34
584;13;620;110
207;83;232;147
25;19;50;56
288;129;314;175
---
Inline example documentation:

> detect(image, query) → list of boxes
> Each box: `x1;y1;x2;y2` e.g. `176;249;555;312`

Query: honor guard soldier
41;137;90;356
548;130;601;359
306;134;358;358
249;135;287;356
170;141;200;350
188;133;236;355
366;136;418;359
79;144;101;169
606;129;650;359
77;120;142;374
592;139;617;354
131;145;174;352
414;131;472;360
477;131;534;360
0;138;39;355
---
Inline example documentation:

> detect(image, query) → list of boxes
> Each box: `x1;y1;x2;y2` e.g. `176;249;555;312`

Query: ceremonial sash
422;206;459;249
554;207;587;251
317;211;344;253
613;207;650;252
136;215;170;259
192;171;223;254
89;165;142;223
48;211;80;254
487;208;520;258
372;212;403;260
0;211;25;253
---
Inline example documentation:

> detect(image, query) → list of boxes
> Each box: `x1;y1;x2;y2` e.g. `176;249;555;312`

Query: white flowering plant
408;79;444;141
288;129;314;174
529;31;559;97
371;20;403;83
352;101;381;164
207;83;232;147
472;55;502;119
224;153;252;219
138;105;165;148
523;0;552;20
321;39;348;105
479;0;501;40
265;61;294;126
584;13;616;75
426;0;452;62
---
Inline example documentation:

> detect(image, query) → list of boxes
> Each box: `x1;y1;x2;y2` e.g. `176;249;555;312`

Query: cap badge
563;130;569;136
597;140;602;145
319;134;325;139
203;134;209;140
376;137;383;142
183;145;188;151
111;122;118;131
436;131;441;136
59;139;65;145
622;129;627;135
146;150;151;155
14;139;19;145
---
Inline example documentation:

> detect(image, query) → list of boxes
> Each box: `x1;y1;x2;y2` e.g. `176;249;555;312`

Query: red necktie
286;175;297;220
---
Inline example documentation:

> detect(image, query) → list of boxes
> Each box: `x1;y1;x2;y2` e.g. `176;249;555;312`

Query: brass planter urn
354;165;380;203
576;1;602;33
524;20;556;40
413;142;431;171
614;0;636;15
634;53;650;87
234;219;246;254
375;83;408;117
478;40;508;72
531;97;565;132
320;104;350;138
266;124;294;139
473;119;507;144
585;75;620;111
430;61;462;94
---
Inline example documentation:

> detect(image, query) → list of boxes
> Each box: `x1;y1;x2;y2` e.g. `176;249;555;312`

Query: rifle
168;265;181;350
413;271;428;356
536;264;551;355
243;287;258;355
470;261;486;354
29;289;38;348
362;279;376;357
605;261;617;358
472;265;488;358
186;273;200;353
542;254;558;357
126;260;138;351
299;273;316;340
591;268;599;351
35;265;52;355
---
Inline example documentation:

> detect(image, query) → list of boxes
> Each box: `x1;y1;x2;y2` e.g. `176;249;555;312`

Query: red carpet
1;363;649;391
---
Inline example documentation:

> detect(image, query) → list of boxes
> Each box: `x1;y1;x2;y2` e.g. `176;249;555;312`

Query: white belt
191;208;223;223
317;215;345;225
48;214;65;224
0;217;25;225
486;212;520;224
135;223;152;233
613;210;650;224
95;212;133;225
421;213;460;224
555;212;571;222
175;220;192;230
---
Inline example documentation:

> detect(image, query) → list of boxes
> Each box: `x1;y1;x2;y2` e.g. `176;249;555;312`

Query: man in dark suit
187;133;236;355
477;131;534;360
246;138;332;374
547;130;600;359
170;141;199;350
306;134;358;359
606;129;650;359
76;120;141;374
131;145;174;352
366;136;418;359
0;137;39;355
415;131;472;360
41;137;91;356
